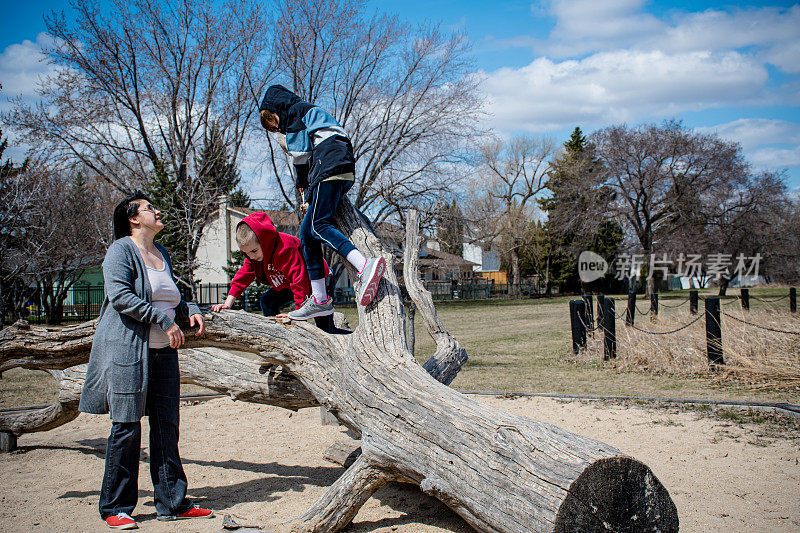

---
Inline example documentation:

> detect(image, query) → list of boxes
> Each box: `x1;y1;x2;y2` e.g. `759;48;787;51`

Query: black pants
260;288;348;334
300;179;357;279
99;347;192;519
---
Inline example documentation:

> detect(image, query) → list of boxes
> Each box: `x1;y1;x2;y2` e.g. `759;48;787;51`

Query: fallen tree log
0;349;320;435
0;203;677;532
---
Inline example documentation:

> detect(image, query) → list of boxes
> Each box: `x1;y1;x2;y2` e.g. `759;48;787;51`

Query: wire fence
751;294;790;303
613;310;704;335
722;311;800;336
571;288;799;360
657;298;690;309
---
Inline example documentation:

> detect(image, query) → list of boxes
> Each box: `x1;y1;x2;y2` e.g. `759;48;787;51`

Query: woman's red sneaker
158;505;214;521
105;512;138;529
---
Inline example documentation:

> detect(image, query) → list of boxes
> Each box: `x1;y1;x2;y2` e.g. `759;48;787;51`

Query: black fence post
597;294;605;327
583;294;594;331
705;297;724;366
625;292;636;326
602;297;616;360
84;284;91;320
690;290;699;315
740;288;750;311
243;289;249;312
791;287;797;313
569;300;587;354
650;292;659;317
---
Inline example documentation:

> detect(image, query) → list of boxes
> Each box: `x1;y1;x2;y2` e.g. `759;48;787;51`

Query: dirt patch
0;396;798;532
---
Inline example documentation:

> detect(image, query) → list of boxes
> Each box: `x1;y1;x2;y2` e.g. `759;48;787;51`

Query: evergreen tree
563;126;586;153
0;128;32;325
145;125;250;293
540;126;622;292
436;199;465;256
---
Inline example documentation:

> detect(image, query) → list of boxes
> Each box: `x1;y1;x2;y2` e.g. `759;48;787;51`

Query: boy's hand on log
211;295;236;313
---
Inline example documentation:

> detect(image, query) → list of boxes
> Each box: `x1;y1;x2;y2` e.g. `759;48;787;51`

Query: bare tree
466;135;554;288
0;150;110;325
4;0;274;288
265;0;482;222
589;120;750;295
665;169;797;292
1;208;679;533
0;135;40;325
26;168;110;324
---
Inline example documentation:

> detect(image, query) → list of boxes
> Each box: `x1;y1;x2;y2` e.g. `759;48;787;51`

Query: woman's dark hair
113;191;153;240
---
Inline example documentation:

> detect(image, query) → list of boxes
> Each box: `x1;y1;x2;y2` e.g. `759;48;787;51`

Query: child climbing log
0;202;677;533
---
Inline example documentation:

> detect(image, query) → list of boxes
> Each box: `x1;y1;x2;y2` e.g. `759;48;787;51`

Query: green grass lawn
3;288;799;408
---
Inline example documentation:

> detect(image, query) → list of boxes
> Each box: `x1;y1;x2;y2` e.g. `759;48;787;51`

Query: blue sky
2;0;800;190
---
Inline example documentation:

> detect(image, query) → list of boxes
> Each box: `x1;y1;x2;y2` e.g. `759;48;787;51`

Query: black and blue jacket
259;85;355;191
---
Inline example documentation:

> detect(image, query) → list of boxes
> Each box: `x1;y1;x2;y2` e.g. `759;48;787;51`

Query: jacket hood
239;212;278;262
259;85;302;134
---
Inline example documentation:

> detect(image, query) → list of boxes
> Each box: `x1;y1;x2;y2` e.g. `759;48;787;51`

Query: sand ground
1;395;798;532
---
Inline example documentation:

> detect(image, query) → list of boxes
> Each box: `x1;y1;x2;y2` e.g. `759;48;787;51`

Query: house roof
418;248;479;268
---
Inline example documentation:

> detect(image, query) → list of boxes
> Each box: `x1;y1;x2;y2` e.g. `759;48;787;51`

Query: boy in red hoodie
212;212;341;332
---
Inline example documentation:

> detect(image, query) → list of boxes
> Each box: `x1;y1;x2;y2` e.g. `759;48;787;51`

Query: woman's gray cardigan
79;237;200;423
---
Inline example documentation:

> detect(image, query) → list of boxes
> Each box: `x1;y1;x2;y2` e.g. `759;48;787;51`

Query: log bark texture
0;202;677;532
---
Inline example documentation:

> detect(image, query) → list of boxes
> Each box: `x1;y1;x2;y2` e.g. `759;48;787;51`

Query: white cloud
534;2;800;76
748;145;800;169
698;119;800;151
481;49;767;133
0;33;55;102
649;6;800;73
697;119;800;172
544;0;664;57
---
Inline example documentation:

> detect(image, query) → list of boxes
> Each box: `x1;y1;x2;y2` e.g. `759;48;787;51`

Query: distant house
462;240;507;284
415;247;479;282
193;198;479;290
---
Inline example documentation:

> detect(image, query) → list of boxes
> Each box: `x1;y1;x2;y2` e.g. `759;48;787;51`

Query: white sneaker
287;296;335;320
357;257;386;306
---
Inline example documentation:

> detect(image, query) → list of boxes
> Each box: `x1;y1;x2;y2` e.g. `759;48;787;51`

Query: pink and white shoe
357;257;386;306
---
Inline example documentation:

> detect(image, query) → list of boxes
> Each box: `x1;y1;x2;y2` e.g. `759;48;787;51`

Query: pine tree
563;126;586;153
145;126;250;293
540;126;622;292
436;199;465;256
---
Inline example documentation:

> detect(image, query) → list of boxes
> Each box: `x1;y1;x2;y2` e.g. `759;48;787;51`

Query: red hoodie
228;212;327;308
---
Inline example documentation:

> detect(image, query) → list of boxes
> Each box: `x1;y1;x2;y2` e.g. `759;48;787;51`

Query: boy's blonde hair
236;223;258;248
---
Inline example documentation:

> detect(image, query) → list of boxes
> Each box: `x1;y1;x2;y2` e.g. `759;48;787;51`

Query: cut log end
554;456;679;533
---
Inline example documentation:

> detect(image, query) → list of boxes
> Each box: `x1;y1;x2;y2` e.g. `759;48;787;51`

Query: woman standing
79;192;213;529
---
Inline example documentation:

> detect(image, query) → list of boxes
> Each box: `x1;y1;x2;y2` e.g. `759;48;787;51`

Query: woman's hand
165;323;185;348
189;313;205;336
